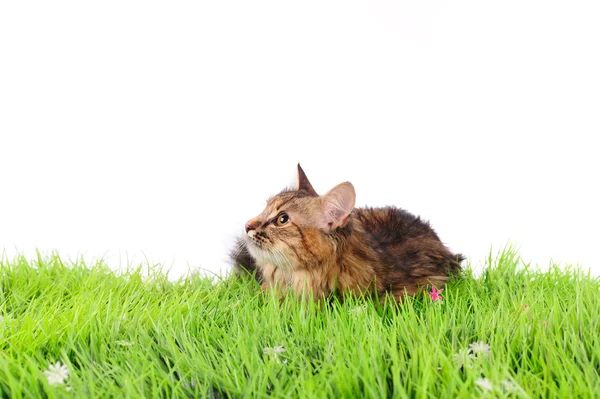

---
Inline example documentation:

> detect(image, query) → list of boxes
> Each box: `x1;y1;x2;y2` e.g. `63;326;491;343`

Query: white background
1;1;599;278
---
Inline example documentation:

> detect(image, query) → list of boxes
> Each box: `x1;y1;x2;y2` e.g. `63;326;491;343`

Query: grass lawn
1;249;599;398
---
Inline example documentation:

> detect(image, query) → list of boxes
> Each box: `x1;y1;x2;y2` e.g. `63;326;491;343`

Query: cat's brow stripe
275;196;295;212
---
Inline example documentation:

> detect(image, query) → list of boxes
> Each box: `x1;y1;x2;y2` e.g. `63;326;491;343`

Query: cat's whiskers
266;248;285;269
259;246;292;271
272;247;294;270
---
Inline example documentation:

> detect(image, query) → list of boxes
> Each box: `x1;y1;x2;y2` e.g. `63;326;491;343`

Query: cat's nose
245;219;260;233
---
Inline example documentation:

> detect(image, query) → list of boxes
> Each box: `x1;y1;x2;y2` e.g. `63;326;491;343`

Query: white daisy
475;377;493;391
453;348;473;368
349;304;367;314
263;345;286;356
469;341;491;357
43;361;69;386
501;379;518;393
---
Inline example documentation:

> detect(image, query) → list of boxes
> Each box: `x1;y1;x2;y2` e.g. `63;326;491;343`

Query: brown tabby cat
231;164;463;301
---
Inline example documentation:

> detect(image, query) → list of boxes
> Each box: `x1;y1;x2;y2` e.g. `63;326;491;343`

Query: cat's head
243;164;356;269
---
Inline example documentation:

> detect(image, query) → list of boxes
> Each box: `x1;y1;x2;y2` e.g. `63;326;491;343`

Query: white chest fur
260;263;315;297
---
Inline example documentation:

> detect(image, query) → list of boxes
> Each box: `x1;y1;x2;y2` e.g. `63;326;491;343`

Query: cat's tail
229;237;262;282
449;252;465;275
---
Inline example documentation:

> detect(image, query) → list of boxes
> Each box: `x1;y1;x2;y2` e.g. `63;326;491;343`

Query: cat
231;164;463;301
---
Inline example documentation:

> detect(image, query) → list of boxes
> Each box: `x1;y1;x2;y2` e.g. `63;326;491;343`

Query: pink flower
429;286;444;302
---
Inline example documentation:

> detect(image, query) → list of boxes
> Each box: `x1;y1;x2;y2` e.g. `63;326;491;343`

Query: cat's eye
277;213;290;226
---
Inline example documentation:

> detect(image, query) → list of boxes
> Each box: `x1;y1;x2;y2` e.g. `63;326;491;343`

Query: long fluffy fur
230;168;463;301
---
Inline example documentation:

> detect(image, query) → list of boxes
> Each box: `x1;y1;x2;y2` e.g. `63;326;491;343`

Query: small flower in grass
502;379;518;393
429;286;443;302
453;348;473;368
350;304;367;314
43;361;69;386
263;345;286;359
116;340;134;346
520;304;533;318
469;341;491;357
475;377;493;391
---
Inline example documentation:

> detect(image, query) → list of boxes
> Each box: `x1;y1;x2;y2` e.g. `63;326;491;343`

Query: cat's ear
297;163;318;196
319;182;356;231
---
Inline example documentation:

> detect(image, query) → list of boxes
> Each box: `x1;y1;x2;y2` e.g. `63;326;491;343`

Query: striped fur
231;164;463;301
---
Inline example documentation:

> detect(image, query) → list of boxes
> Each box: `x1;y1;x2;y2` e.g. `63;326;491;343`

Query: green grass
1;249;599;398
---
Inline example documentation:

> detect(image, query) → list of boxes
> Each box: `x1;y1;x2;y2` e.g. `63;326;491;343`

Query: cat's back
354;206;441;244
353;206;462;285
